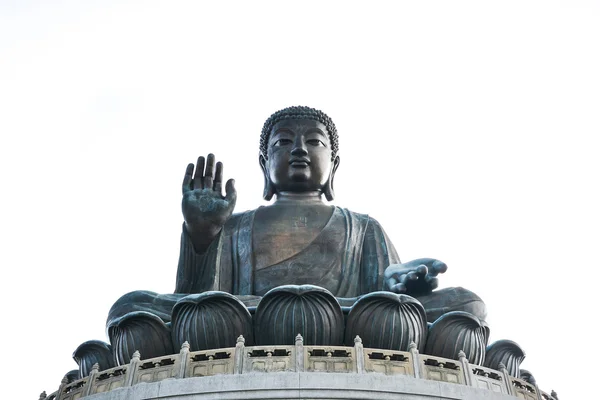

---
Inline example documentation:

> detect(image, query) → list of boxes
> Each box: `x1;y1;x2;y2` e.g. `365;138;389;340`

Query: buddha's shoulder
334;207;386;230
224;210;255;228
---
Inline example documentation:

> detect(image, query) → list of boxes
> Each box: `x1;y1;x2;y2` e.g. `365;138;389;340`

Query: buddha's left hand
384;258;448;296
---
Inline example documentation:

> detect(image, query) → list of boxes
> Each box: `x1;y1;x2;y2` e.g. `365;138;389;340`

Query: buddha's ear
324;155;340;202
259;154;275;201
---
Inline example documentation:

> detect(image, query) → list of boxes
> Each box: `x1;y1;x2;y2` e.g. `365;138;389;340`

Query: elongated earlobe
259;155;275;201
263;177;275;201
324;156;340;202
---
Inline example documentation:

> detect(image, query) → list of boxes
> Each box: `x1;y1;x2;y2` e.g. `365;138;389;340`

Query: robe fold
107;207;400;327
107;207;487;328
175;206;400;298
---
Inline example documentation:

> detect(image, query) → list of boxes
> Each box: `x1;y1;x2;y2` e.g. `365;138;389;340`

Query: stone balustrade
42;335;553;400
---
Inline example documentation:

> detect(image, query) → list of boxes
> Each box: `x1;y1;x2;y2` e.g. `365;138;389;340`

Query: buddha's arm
362;217;447;296
175;223;222;293
360;217;401;294
176;154;238;294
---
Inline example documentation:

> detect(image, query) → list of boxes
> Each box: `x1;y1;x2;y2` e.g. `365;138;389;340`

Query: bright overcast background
1;1;598;398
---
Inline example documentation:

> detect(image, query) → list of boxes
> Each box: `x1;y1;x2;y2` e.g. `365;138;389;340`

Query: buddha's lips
289;158;310;166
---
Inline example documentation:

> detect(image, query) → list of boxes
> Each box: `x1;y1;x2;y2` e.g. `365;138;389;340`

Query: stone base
85;372;518;400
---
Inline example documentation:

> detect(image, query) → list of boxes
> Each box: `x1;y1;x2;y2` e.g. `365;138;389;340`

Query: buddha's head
260;106;340;201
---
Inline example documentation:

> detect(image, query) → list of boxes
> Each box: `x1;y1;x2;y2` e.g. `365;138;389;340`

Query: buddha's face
261;119;338;195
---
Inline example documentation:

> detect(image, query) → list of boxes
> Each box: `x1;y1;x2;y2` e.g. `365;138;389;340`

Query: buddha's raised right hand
182;153;236;253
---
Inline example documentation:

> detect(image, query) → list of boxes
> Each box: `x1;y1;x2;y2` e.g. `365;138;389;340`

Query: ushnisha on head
259;106;340;201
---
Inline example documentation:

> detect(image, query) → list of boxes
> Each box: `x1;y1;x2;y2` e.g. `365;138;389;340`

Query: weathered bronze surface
43;106;553;400
106;106;488;360
344;292;427;351
108;311;173;366
171;291;253;351
173;107;451;299
424;311;488;365
72;340;115;378
253;285;345;345
484;340;526;378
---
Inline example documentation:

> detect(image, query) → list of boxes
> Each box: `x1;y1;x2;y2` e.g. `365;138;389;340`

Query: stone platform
44;336;552;400
82;372;522;400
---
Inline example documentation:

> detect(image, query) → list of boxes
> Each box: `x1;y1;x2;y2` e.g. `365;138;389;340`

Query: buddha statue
105;106;487;366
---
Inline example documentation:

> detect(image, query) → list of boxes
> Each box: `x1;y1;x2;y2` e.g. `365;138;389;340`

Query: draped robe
107;207;487;328
107;207;399;326
175;206;399;298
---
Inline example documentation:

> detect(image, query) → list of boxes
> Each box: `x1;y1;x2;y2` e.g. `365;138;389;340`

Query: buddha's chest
252;205;334;269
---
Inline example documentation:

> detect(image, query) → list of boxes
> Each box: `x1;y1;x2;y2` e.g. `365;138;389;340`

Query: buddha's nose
291;141;308;156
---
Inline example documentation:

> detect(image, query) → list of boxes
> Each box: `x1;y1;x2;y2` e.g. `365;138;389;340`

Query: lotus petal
171;291;253;351
72;340;115;378
345;292;427;351
63;369;79;383
520;369;536;385
484;339;526;377
424;311;487;365
108;311;173;365
254;285;344;345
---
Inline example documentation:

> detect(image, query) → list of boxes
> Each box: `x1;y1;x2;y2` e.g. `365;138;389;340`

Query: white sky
1;1;598;398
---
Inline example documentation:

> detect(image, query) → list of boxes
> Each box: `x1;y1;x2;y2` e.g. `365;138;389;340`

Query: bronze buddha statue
106;106;486;365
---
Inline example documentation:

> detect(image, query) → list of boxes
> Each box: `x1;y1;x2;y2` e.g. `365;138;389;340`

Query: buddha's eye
307;139;325;147
273;138;293;147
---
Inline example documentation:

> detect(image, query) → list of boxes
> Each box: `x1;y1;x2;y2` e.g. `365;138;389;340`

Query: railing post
178;341;190;378
83;363;99;396
125;350;141;387
458;350;474;387
533;382;544;400
498;362;516;396
234;335;245;374
354;336;365;373
295;334;304;372
55;376;68;400
409;342;422;379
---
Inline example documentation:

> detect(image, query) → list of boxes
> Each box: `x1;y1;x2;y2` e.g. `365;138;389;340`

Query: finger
384;264;410;279
406;271;419;281
225;179;237;205
204;153;215;189
182;163;194;193
427;277;439;291
391;283;407;293
416;264;428;276
432;261;448;275
194;156;205;189
398;273;409;285
214;161;223;195
204;153;216;190
426;262;447;278
386;276;399;288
